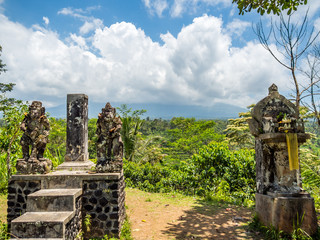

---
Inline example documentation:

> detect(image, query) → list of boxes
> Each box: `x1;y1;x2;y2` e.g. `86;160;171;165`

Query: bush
124;141;256;206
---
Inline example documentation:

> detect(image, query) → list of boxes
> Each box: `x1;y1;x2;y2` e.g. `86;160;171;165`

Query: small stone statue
16;101;52;174
96;102;123;172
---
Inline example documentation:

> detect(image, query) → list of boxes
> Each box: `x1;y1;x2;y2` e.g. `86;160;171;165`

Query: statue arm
20;117;28;132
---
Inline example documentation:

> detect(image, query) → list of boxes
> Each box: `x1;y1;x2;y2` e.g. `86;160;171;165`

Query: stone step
11;211;74;239
27;188;82;212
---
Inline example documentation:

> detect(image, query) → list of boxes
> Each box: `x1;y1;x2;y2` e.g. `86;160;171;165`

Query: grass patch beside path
0;194;6;223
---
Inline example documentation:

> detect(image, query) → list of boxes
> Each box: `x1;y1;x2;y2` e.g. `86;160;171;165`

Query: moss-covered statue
16;101;52;174
96;102;123;173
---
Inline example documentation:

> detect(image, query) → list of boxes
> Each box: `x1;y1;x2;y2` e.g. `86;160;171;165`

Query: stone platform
256;193;318;236
8;170;126;239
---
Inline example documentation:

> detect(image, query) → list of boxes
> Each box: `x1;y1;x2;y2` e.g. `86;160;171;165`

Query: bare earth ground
126;188;263;240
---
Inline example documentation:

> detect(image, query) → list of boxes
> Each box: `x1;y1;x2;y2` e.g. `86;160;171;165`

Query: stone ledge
257;133;310;142
28;188;82;198
10;171;121;181
56;160;95;171
12;211;75;224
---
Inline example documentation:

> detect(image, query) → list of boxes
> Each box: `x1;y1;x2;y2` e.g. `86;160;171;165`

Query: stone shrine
248;84;318;235
7;95;126;239
16;101;52;174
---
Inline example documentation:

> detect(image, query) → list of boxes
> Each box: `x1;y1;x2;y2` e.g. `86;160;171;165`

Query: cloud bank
0;13;289;109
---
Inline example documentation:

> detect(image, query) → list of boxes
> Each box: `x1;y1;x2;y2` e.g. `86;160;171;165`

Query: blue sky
0;0;320;117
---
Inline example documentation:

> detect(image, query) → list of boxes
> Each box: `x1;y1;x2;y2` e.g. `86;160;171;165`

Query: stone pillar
57;94;94;170
66;94;88;162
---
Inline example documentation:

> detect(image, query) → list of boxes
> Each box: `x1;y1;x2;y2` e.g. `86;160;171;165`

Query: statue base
56;160;95;171
16;158;52;174
255;193;318;236
96;158;122;173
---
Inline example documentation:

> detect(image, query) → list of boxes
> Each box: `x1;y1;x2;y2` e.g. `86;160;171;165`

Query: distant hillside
47;102;245;120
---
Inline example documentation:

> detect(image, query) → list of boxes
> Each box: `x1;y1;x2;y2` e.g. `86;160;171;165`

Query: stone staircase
11;188;82;239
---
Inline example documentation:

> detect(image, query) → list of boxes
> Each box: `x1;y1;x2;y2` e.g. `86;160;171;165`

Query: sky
0;0;320;117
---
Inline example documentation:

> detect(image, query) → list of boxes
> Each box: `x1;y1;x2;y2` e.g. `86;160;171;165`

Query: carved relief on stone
17;101;52;174
96;102;123;173
248;84;309;194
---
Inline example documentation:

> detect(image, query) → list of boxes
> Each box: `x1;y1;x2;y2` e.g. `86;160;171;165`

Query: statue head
101;102;116;119
29;101;44;119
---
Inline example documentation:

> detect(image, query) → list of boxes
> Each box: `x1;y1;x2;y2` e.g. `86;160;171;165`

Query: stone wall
7;180;41;230
65;196;82;240
7;172;125;239
82;174;126;238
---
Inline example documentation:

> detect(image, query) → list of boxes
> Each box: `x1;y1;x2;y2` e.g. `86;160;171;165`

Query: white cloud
143;0;230;18
226;19;250;38
43;16;49;25
0;13;290;109
80;18;103;35
143;0;168;17
171;0;230;17
58;6;103;35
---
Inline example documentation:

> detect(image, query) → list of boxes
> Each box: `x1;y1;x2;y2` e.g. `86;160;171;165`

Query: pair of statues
18;101;123;173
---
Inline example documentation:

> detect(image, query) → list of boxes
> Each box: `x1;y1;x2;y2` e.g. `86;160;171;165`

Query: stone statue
17;101;52;174
96;102;123;172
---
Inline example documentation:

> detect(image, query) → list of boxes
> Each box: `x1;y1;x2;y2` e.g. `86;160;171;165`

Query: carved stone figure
16;101;52;174
96;102;123;172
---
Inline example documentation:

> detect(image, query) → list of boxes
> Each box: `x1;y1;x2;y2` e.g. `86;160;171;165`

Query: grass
0;194;6;223
126;187;203;208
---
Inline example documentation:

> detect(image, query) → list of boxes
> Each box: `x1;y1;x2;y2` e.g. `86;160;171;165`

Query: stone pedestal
16;158;52;174
96;157;123;173
256;193;318;235
7;171;125;239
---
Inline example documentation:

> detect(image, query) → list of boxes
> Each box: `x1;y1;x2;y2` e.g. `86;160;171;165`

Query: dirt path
125;188;262;240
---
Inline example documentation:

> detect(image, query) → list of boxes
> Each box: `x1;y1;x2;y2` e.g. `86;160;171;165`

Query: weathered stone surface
256;193;318;236
8;171;125;239
249;84;303;137
65;94;89;162
7;180;41;229
82;174;126;239
249;84;318;235
249;84;309;194
16;158;52;175
17;101;52;174
11;211;73;238
96;102;123;173
27;188;82;212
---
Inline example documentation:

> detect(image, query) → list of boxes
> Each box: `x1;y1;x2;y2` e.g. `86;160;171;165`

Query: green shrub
124;141;256;206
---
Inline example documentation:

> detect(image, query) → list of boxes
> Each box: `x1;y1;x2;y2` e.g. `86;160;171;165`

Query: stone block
11;211;74;238
256;193;318;236
27;188;82;212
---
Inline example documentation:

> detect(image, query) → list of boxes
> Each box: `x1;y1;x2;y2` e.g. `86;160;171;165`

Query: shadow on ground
162;199;262;240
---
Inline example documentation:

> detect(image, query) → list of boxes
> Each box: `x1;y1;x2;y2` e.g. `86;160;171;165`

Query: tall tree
225;105;255;150
233;0;308;15
254;12;320;113
300;45;320;126
0;45;28;181
117;104;146;161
